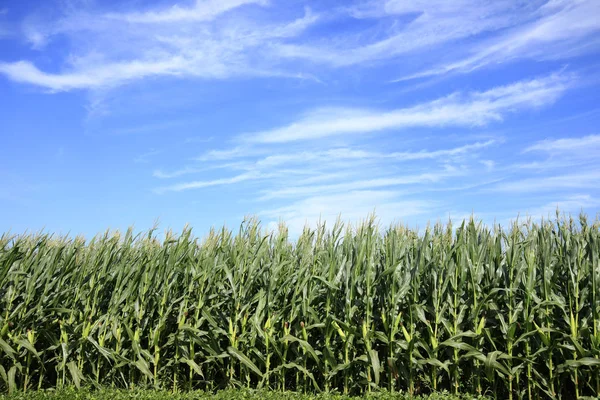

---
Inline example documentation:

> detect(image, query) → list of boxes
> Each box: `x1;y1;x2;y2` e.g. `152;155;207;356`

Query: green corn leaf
227;346;263;378
67;361;83;388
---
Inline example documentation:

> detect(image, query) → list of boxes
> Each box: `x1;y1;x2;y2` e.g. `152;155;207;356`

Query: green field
1;214;600;399
0;388;485;399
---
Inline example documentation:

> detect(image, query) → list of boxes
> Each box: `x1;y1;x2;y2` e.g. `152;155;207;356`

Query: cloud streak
245;73;571;143
259;172;453;200
0;59;189;91
524;134;600;154
155;172;259;193
492;171;600;193
395;0;600;81
0;3;318;91
3;1;598;237
106;0;267;24
276;0;531;67
200;140;495;166
2;0;598;93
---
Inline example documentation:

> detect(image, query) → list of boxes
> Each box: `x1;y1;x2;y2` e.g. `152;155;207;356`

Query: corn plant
0;214;599;398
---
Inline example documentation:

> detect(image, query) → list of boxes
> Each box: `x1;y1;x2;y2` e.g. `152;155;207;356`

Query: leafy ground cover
0;388;486;400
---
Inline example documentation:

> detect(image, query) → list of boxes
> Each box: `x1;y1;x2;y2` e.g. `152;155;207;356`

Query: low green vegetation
1;214;600;399
0;388;485;400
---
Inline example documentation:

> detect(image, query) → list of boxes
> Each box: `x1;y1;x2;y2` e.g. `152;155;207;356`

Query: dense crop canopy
1;214;599;399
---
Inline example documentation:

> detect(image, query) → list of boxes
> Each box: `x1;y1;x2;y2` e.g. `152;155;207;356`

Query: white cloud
3;0;597;92
154;167;317;192
396;0;600;81
261;140;494;164
260;171;453;200
492;171;600;193
252;148;371;167
524;134;600;154
245;73;571;143
387;140;495;160
153;161;252;179
106;0;267;24
0;58;190;91
0;4;318;91
155;171;259;193
156;138;494;200
508;134;600;172
153;167;202;179
197;146;257;161
278;0;531;67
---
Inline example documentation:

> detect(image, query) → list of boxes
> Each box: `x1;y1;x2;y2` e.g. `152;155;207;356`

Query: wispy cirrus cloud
276;0;533;67
2;0;597;94
508;134;600;172
259;171;453;200
153;167;204;179
195;140;495;166
491;171;600;193
524;134;600;155
0;58;191;91
395;0;600;81
152;72;578;233
196;146;262;161
106;0;268;23
152;136;494;235
481;131;600;196
3;1;598;236
0;2;318;91
244;72;571;143
272;0;600;78
154;171;260;193
19;1;267;49
153;139;493;212
153;162;248;179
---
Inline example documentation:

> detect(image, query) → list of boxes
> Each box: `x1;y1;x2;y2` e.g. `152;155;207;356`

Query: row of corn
1;214;599;399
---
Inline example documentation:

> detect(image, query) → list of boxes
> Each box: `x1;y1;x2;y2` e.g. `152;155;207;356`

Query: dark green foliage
0;388;486;400
1;214;599;399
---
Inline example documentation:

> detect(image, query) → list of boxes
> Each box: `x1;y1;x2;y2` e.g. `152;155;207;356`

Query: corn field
1;214;600;399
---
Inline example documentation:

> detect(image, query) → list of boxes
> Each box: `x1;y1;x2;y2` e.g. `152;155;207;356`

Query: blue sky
1;0;600;237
